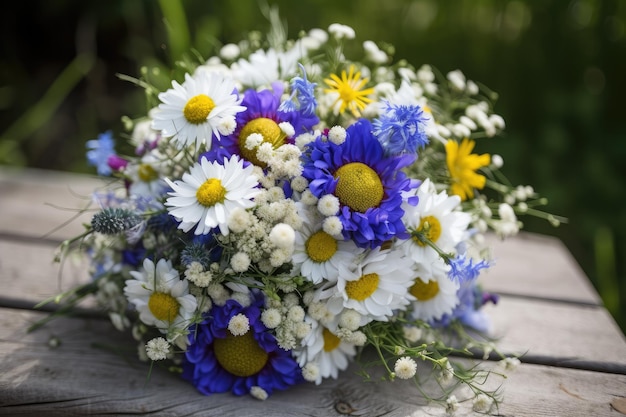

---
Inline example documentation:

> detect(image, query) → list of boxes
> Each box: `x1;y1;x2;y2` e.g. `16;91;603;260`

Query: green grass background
1;0;624;332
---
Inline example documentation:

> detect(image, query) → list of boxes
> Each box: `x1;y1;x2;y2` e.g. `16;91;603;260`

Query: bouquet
44;9;562;413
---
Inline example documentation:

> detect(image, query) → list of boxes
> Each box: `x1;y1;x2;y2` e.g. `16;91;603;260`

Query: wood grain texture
485;296;626;368
0;167;104;240
481;232;601;305
1;309;624;417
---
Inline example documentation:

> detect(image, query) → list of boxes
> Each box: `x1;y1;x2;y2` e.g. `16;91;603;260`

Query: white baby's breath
145;337;170;361
394;356;417;379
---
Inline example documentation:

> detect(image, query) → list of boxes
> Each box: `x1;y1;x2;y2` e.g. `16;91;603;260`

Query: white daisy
151;71;245;150
293;318;356;384
407;257;459;322
124;258;197;340
164;155;260;235
126;152;168;198
319;247;415;324
231;43;307;89
400;178;471;275
291;204;362;284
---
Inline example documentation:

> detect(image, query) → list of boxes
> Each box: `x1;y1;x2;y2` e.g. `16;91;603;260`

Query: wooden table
1;167;625;416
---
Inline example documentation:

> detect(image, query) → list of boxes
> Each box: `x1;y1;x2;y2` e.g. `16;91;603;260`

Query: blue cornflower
86;131;117;176
447;254;491;283
301;119;417;248
372;101;429;156
279;64;317;116
183;290;302;397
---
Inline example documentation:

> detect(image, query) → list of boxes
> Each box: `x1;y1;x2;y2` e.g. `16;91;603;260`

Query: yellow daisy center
213;331;269;377
148;292;180;322
196;178;226;207
345;272;379;301
413;215;442;247
334;162;384;213
305;231;338;263
238;117;286;167
138;163;159;182
322;328;341;352
184;94;216;125
409;278;440;301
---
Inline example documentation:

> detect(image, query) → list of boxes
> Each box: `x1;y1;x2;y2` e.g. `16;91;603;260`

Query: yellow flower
324;65;375;117
445;138;490;201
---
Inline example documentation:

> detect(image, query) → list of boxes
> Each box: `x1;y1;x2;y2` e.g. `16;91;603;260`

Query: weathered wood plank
485;296;626;368
0;239;90;303
1;308;624;417
0;167;103;241
480;232;601;305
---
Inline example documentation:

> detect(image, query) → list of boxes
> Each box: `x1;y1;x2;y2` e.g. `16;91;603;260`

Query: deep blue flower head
372;101;429;156
447;254;491;283
146;212;177;233
183;290;302;397
214;84;319;162
279;64;318;117
301;119;418;248
121;244;147;267
199;145;238;165
86;131;117;176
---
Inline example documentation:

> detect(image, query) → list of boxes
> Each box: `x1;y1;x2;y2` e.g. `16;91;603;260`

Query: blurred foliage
1;0;625;332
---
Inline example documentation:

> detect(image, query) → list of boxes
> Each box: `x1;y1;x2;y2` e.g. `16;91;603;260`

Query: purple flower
208;83;318;166
183;291;302;397
301;119;417;248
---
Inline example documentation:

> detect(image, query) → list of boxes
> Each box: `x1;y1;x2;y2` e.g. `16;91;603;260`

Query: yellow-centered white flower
319;247;415;324
407;257;459;322
293;318;356;384
151;71;245;150
291;204;362;284
165;155;260;235
400;178;471;276
124;258;197;339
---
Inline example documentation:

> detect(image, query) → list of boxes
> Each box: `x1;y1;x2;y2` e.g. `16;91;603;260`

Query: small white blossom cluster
263;295;311;350
222;186;301;273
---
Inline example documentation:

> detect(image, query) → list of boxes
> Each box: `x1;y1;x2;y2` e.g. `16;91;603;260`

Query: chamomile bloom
407;257;460;322
124;258;197;342
151;71;245;150
291;204;362;284
293;319;356;384
165;155;260;235
126;152;169;198
320;247;415;324
401;178;471;274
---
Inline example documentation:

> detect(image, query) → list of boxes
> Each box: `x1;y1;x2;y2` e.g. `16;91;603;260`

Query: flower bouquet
43;9;562;413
